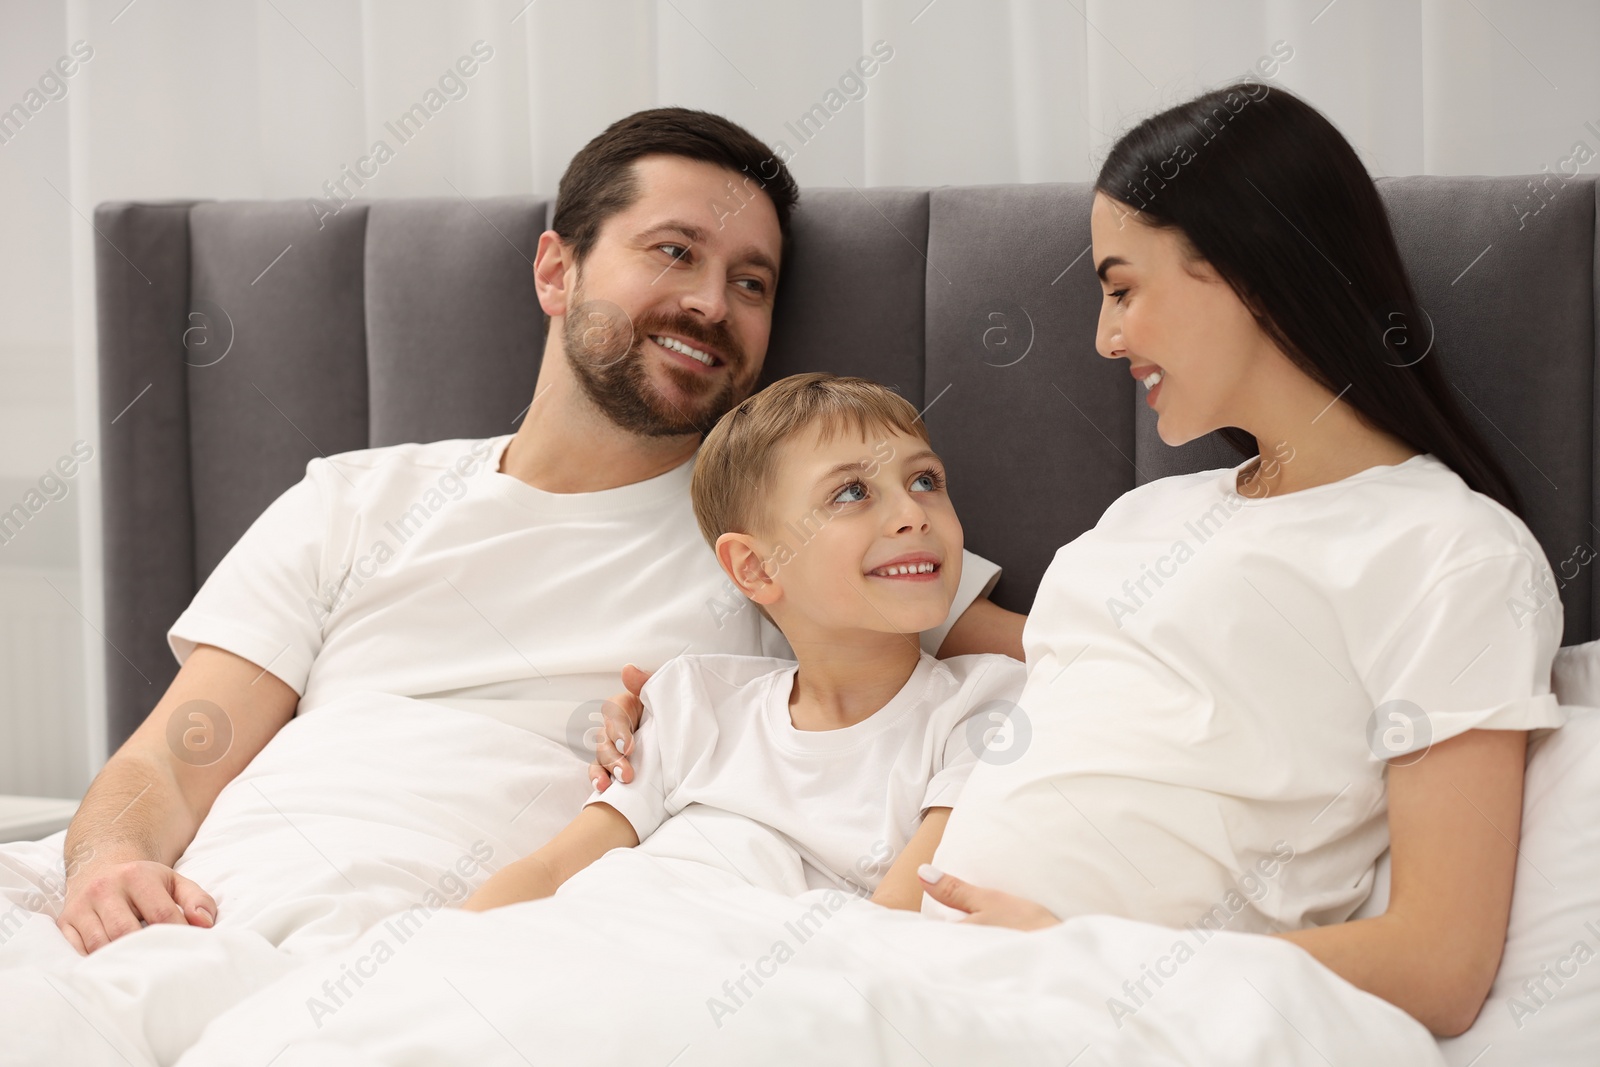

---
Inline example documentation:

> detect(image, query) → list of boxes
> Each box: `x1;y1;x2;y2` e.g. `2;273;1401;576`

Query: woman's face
1089;192;1274;446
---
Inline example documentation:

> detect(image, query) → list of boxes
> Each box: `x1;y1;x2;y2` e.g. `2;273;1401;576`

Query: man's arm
58;643;298;954
869;807;952;911
462;802;639;911
936;597;1025;660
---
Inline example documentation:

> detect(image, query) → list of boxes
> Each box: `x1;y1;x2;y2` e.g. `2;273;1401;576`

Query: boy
463;373;1025;911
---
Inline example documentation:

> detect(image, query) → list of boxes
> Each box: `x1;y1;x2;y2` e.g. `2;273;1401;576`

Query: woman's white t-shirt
590;651;1027;896
930;452;1567;933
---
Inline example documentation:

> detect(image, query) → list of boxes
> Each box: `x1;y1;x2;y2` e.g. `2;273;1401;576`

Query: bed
0;177;1595;1064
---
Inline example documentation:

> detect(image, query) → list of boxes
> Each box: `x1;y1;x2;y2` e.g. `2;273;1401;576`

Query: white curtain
2;0;1596;796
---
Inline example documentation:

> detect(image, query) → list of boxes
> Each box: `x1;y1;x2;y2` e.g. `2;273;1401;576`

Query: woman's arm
918;728;1530;1036
1274;727;1526;1037
938;598;1026;660
462;803;640;912
870;808;952;911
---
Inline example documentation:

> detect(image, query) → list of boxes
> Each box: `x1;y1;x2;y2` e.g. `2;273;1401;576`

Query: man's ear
715;532;781;607
533;230;575;319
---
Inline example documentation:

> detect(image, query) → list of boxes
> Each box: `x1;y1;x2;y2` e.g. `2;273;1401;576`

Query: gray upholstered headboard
93;178;1599;749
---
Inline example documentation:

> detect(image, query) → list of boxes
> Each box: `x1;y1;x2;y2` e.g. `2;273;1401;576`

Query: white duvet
0;692;1442;1066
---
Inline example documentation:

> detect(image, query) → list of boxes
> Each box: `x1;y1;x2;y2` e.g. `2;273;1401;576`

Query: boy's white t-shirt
587;651;1028;896
167;434;1001;746
931;453;1567;933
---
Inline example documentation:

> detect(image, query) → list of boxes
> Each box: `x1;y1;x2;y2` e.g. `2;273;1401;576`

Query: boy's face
725;425;964;641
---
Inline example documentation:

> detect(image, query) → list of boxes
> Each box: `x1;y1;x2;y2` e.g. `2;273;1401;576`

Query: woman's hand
588;664;652;792
917;865;1061;931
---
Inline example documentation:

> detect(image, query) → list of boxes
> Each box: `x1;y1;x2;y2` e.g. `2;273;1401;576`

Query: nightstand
0;795;80;843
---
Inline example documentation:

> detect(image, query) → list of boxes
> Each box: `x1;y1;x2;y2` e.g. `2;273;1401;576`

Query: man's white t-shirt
167;434;1000;749
588;651;1027;896
931;453;1566;933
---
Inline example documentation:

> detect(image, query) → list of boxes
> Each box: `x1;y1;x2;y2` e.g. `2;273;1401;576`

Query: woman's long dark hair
1095;83;1523;517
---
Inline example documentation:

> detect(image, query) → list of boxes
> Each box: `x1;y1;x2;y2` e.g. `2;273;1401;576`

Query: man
54;107;1025;956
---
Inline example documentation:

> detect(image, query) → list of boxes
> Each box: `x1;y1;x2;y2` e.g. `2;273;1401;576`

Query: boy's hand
589;663;651;792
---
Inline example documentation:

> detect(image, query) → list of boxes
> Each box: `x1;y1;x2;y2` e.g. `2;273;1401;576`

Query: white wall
1;0;1597;797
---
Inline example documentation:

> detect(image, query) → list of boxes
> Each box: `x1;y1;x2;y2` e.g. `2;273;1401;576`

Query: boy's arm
868;808;952;911
462;803;639;912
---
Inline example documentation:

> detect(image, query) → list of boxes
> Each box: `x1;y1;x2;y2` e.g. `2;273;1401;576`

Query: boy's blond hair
691;372;931;549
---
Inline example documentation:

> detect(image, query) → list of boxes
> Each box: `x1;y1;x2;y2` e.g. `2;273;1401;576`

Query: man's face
561;155;783;437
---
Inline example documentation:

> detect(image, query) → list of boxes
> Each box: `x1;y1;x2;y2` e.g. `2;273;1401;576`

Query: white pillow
1432;638;1600;1064
1551;638;1600;707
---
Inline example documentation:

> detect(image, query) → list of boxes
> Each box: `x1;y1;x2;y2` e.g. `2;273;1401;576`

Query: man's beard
562;288;749;438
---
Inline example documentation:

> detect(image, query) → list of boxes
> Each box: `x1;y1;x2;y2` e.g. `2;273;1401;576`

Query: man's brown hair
691;372;932;550
552;107;800;265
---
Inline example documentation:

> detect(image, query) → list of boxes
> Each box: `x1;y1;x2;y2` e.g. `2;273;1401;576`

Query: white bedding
170;844;1441;1067
0;691;1444;1065
0;692;594;1063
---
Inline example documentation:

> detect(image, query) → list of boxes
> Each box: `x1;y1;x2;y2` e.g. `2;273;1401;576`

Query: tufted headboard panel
93;177;1599;746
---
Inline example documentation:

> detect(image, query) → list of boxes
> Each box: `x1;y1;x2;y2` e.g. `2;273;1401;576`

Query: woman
914;83;1564;1039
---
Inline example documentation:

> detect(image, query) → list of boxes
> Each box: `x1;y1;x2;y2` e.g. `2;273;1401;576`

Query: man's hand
589;663;651;792
58;855;217;955
917;865;1061;930
56;643;297;954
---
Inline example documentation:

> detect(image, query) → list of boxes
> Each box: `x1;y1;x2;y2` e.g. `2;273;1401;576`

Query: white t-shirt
589;651;1028;896
168;434;1001;747
930;453;1566;934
